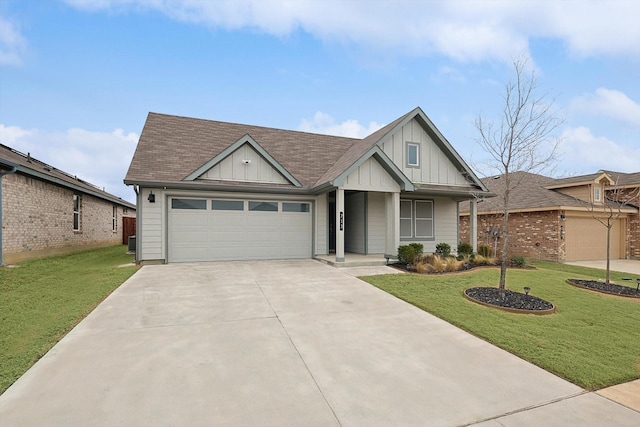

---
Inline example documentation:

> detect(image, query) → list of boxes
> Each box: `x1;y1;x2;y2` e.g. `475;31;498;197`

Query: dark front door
328;191;336;252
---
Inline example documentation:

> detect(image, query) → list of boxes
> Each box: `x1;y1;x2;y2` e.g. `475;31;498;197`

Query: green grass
361;263;640;390
0;245;136;394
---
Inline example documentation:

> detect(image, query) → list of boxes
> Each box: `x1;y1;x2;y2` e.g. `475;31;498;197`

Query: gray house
124;107;489;264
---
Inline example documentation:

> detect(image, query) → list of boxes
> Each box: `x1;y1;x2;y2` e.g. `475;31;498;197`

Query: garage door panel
565;216;622;261
169;198;311;262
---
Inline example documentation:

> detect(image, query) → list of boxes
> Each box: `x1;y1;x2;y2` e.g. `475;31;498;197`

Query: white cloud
0;124;138;203
64;0;640;62
559;126;640;173
0;15;27;66
571;88;640;126
298;111;383;138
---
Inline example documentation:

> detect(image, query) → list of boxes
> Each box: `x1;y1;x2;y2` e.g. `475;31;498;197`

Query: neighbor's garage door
565;215;623;261
168;198;312;262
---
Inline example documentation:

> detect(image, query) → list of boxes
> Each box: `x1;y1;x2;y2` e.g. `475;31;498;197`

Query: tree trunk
606;219;611;284
498;210;509;297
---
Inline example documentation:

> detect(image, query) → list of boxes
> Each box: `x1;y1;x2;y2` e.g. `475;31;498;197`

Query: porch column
335;187;345;262
385;191;400;258
470;198;478;252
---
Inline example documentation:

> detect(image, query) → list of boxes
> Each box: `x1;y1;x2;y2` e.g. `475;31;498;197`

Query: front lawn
361;263;640;390
0;245;136;394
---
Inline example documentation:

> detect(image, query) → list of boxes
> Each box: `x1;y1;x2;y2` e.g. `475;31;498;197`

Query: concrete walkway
1;260;638;426
565;259;640;276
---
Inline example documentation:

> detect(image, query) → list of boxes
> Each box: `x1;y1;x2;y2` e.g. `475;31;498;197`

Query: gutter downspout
1;166;18;266
132;185;140;264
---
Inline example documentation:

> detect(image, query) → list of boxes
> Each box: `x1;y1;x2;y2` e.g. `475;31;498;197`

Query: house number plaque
340;212;344;231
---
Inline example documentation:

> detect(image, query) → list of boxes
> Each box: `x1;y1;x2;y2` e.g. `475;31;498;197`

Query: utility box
127;235;136;253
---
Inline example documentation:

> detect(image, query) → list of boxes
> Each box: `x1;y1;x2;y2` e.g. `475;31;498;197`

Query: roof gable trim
184;134;303;187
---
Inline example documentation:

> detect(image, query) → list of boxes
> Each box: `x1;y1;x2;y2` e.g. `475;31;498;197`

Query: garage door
565;216;622;261
168;198;312;262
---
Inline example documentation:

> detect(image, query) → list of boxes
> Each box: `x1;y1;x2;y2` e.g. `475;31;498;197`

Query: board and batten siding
342;157;400;192
198;143;288;184
379;118;467;186
367;192;386;254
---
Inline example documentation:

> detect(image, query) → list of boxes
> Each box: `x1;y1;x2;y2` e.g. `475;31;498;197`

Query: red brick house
459;171;640;262
0;144;136;264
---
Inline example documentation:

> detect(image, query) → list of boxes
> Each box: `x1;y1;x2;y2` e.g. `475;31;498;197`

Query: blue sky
1;0;639;204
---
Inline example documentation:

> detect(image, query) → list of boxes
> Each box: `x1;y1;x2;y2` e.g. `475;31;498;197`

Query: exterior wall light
148;192;155;203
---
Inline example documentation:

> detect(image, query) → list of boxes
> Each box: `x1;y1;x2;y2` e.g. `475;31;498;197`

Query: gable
342;156;401;192
185;135;302;187
197;142;289;185
379;117;469;186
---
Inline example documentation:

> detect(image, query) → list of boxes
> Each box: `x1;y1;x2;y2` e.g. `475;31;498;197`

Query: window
594;187;601;202
171;199;207;210
400;199;434;240
212;200;244;211
73;194;81;231
282;202;310;213
400;200;413;238
249;201;278;212
112;205;117;232
406;142;420;167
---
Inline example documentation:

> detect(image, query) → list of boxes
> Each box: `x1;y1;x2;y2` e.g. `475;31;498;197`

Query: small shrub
408;243;424;260
457;242;473;256
473;254;496;266
429;255;447;273
444;257;464;272
511;255;526;268
435;243;451;258
478;245;493;257
397;245;417;265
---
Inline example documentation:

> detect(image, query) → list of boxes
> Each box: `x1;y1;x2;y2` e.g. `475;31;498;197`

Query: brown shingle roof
0;144;135;209
125;112;358;188
460;170;640;214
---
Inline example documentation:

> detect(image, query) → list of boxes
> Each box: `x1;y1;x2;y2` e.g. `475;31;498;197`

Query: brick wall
2;173;135;263
612;187;640;259
460;210;563;261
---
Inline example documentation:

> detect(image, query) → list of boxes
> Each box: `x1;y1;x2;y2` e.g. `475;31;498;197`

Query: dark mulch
464;287;554;311
567;278;640;298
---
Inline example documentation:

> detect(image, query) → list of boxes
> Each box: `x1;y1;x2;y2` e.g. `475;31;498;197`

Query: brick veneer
2;173;135;263
612;187;640;259
460;210;564;261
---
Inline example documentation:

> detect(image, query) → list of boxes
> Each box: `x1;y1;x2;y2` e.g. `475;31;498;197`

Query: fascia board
183;134;303;187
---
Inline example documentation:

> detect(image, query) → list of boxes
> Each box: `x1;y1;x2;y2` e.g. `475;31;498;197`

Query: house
459;171;640;261
0;144;136;264
124;107;490;265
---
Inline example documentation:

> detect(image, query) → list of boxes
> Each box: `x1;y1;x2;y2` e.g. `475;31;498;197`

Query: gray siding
345;192;366;254
199;143;288;184
367;192;386;253
343;157;400;192
380;118;467;186
400;196;458;253
315;193;327;255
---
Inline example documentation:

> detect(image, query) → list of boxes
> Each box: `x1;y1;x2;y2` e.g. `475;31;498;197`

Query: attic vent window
594;187;601;202
406;142;420;168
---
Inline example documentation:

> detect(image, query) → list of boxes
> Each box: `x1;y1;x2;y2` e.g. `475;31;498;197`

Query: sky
0;0;639;204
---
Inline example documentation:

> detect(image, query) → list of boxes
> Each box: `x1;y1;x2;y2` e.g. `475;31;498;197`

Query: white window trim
400;199;434;240
594;186;601;202
400;199;413;239
112;205;117;232
73;194;81;231
406;142;420;168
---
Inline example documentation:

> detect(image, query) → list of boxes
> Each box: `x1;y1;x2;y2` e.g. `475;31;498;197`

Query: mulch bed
464;287;555;314
567;279;640;298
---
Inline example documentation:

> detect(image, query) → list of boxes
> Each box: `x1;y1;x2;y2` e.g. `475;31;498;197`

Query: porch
314;252;398;267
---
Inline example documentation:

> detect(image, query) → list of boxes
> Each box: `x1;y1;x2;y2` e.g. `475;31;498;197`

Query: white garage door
168;198;312;262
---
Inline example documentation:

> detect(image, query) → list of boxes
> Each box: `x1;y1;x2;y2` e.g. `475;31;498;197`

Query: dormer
544;172;614;204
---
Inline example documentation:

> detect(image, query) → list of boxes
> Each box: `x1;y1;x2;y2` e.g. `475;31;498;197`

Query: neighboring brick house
0;144;136;264
459;171;639;262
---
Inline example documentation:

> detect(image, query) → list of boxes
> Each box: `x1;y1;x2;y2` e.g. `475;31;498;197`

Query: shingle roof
0;144;135;209
125;108;488;194
460;170;640;214
125;112;358;188
601;170;640;188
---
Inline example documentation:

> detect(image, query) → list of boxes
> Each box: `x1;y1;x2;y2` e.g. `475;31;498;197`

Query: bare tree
475;57;563;296
584;177;640;284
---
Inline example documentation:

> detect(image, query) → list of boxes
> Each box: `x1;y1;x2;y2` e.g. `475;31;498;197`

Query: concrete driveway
1;260;638;426
565;259;640;276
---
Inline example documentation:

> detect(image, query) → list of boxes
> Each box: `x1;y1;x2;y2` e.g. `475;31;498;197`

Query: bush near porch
361;262;640;390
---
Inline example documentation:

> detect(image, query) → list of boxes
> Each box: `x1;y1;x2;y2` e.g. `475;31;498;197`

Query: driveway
1;260;638;426
565;259;640;276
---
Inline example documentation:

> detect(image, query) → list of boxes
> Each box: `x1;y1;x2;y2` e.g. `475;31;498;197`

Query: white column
336;188;345;262
385;192;400;258
470;198;478;253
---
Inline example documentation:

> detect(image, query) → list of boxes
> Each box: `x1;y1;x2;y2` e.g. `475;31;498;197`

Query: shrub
444;257;464;272
397;245;417;265
511;255;526;268
408;243;424;260
473;254;496;266
457;242;473;256
435;243;451;258
477;245;493;257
